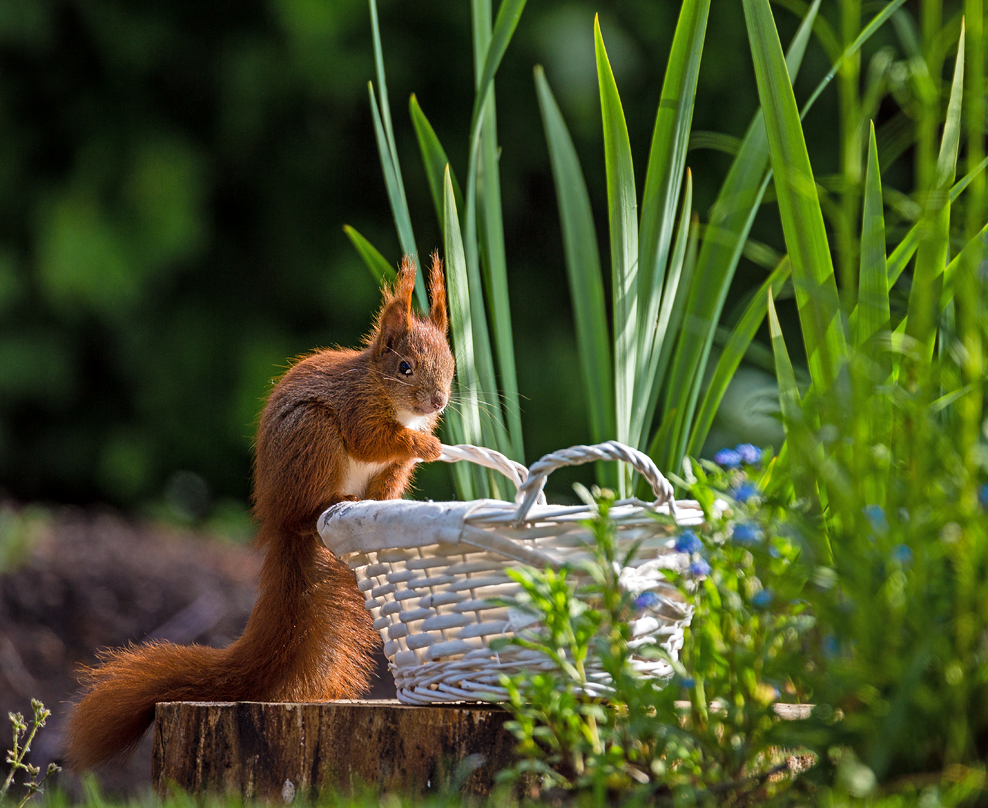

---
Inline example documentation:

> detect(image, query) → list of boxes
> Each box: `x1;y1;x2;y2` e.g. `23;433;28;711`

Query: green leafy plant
735;0;988;786
490;490;691;798
1;701;59;808
483;0;988;797
491;482;817;804
534;0;947;499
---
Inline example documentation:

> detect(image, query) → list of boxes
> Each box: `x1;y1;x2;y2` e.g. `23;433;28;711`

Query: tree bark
153;701;517;801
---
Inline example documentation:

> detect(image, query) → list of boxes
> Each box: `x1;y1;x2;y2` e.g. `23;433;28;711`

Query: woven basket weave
318;440;704;705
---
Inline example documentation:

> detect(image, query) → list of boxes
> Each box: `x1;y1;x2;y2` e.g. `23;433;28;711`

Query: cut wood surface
152;700;516;801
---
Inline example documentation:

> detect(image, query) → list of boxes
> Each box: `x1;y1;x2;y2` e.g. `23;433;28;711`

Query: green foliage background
0;0;933;519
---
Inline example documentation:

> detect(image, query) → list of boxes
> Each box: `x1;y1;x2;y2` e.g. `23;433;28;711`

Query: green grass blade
460;157;507;457
767;289;815;505
534;67;615;448
887;154;988;287
686;256;792;458
443;167;489;497
367;0;425;308
905;22;964;363
636;172;693;451
652;206;700;414
474;0;527;117
459;0;526;462
658;0;818;473
743;0;847;397
595;15;639;457
854;122;890;351
476;94;524;461
636;0;710;408
941;223;988;310
343;225;396;285
409;94;464;230
476;145;524;461
849;123;892;506
800;0;908;117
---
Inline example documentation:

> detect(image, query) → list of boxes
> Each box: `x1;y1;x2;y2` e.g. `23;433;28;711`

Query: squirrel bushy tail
65;524;378;770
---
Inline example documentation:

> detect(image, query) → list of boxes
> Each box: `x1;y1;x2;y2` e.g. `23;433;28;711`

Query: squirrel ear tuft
374;256;416;355
428;251;448;333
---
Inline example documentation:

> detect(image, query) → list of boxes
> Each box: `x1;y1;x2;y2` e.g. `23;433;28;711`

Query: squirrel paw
417;436;443;462
329;493;362;506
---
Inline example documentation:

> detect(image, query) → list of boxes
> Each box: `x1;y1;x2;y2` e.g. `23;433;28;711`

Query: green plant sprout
1;701;60;808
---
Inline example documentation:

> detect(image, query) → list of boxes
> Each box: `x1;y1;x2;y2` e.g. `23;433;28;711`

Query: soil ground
0;502;395;800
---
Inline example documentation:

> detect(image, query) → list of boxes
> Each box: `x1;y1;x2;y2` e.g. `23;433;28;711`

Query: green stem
918;0;944;192
838;0;862;305
1;729;22;800
574;658;604;756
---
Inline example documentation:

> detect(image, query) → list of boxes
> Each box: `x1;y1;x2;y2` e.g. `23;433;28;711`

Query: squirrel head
370;252;454;423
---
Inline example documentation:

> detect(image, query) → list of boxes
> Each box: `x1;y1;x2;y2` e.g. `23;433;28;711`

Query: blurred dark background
0;0;934;526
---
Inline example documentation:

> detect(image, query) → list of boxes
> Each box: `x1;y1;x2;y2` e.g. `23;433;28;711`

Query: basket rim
319;495;705;560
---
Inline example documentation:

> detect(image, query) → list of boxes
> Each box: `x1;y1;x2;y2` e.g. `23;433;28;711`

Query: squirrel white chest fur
339;411;433;497
339;456;389;497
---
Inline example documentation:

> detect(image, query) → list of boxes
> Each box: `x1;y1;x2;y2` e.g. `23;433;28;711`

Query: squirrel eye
398;360;413;376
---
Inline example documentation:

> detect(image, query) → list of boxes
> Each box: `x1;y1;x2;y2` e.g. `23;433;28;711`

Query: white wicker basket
318;440;704;705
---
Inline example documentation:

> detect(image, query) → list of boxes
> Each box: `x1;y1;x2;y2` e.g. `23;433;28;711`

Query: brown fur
65;255;453;770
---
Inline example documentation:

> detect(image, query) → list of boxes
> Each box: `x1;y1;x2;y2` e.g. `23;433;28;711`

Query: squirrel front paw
416;435;443;462
329;493;362;506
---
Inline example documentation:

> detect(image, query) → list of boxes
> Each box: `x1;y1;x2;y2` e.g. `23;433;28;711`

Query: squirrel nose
431;392;447;412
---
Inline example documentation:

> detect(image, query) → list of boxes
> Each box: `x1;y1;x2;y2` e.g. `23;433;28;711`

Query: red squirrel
65;255;454;770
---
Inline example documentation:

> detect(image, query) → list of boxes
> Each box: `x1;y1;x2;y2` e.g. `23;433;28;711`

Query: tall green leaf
767;290;815;505
462;0;527;461
851;123;892;506
343;225;396;285
534;68;615;451
368;0;425;308
442;167;484;498
659;0;819;473
470;0;528;129
687;257;792;457
941;223;988;309
854;122;890;352
887;154;988;287
637;172;694;451
409;94;464;229
743;0;847;399
905;21;965;364
634;0;710;440
595;15;638;460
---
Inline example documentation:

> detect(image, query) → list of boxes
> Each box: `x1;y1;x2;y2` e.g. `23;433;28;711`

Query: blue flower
733;482;759;503
979;483;988;509
893;544;913;565
674;530;703;554
680;677;696;690
863;504;889;536
713;448;742;468
688;558;712;577
732;522;760;545
634;591;661;610
735;443;762;465
752;589;773;608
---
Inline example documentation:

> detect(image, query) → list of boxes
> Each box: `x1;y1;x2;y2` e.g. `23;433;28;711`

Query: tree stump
152;701;517;801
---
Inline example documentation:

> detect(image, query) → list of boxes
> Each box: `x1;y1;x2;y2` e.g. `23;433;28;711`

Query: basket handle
513;440;676;523
434;444;547;505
